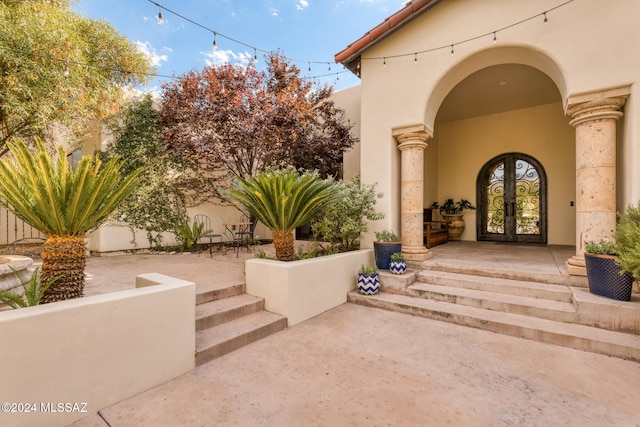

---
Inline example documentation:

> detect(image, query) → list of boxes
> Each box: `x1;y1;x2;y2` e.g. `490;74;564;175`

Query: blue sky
73;0;407;93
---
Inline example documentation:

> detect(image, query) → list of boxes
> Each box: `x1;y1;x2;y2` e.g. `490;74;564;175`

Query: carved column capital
392;124;431;151
566;87;630;127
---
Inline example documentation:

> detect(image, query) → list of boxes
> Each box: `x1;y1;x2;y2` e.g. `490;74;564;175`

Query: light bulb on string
450;45;454;56
543;12;548;24
414;53;417;64
493;32;497;44
383;57;386;67
253;48;257;61
157;9;163;24
213;32;217;49
328;63;331;72
63;62;70;77
308;61;311;74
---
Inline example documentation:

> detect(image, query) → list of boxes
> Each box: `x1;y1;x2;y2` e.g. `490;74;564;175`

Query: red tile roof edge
334;0;443;65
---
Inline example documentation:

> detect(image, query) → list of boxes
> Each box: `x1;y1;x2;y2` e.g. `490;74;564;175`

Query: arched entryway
476;153;547;244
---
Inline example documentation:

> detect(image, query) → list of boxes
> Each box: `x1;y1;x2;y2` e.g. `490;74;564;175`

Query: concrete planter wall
0;273;195;427
245;249;373;326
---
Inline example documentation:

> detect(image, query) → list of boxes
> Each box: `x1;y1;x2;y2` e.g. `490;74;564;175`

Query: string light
365;0;573;68
213;32;217;49
63;62;70;77
157;9;163;24
414;53;417;64
147;0;335;75
383;57;386;67
308;61;311;74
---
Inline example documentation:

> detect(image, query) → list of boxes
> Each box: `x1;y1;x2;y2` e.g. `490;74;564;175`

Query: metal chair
194;214;222;257
223;214;256;257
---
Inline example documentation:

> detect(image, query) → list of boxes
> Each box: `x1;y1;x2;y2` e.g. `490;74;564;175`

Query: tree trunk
273;230;294;261
40;235;87;303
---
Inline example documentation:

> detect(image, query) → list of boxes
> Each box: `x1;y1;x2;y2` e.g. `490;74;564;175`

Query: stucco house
334;0;640;276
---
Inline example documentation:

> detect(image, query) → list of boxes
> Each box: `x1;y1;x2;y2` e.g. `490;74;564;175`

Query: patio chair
194;214;222;257
223;213;257;257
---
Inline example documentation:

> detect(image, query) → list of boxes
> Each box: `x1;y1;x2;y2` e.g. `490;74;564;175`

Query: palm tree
0;138;141;303
224;167;340;261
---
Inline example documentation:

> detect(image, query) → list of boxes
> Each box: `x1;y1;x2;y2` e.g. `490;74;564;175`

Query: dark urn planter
584;252;634;301
373;241;401;270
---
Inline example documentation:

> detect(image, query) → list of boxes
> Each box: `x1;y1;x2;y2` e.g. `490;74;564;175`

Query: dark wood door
477;153;547;243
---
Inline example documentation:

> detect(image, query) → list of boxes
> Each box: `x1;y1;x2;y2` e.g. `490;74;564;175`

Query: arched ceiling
436;64;561;123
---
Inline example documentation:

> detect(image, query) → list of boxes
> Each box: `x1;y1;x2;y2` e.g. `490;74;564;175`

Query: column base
402;246;433;262
566;255;587;276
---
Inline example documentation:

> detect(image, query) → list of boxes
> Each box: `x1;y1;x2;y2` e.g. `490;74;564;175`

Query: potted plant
584;240;634;301
357;264;380;295
373;230;401;270
613;202;640;299
431;199;476;240
389;252;407;275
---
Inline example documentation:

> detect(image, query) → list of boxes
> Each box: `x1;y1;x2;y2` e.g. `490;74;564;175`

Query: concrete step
415;270;573;302
348;291;640;362
416;261;589;287
196;282;245;305
196;294;265;331
195;310;287;366
408;282;577;323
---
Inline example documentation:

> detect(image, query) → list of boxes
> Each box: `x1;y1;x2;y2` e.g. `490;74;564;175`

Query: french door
477;153;547;243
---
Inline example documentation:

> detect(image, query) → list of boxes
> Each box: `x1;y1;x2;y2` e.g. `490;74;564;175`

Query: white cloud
296;1;309;10
135;41;169;67
271;8;279;16
203;49;253;67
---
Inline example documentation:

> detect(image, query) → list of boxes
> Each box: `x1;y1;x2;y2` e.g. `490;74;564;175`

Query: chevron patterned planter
389;260;407;275
357;273;380;295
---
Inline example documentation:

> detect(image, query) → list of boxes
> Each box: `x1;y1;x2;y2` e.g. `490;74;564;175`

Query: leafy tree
0;138;141;303
101;94;189;249
0;0;153;154
312;176;385;252
224;167;340;261
158;51;357;201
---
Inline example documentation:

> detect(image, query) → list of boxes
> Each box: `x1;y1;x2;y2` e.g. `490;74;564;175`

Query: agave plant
0;267;60;309
224;167;340;261
0;138;141;303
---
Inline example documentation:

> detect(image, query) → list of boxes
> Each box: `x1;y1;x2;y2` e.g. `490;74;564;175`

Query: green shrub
390;252;404;261
614;203;640;279
584;240;618;255
375;230;400;242
359;264;378;275
311;176;384;252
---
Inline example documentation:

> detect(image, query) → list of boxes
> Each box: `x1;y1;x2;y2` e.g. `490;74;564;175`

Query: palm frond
224;167;340;234
0;137;142;236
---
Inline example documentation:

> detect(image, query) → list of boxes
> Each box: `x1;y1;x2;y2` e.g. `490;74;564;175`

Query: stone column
565;87;629;276
392;124;432;261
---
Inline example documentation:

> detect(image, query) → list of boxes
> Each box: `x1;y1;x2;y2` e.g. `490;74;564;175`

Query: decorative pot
442;214;465;240
357;273;380;295
389;259;407;275
373;241;402;270
584;252;634;301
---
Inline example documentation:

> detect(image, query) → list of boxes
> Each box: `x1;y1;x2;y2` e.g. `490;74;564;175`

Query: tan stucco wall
332;85;362;181
432;102;575;244
350;0;640;241
0;276;195;427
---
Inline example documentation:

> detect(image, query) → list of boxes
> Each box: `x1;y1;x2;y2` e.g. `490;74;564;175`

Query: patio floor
69;242;640;426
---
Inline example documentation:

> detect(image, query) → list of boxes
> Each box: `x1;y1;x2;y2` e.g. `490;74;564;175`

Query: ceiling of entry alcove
435;63;561;123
